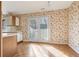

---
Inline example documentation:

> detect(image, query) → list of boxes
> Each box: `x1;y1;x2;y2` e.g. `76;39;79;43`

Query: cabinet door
3;35;17;57
12;16;19;26
17;32;22;42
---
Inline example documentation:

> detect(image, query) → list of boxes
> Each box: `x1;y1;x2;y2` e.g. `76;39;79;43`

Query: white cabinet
17;32;22;42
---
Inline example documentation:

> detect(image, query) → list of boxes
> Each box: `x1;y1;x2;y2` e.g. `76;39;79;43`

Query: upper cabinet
11;16;19;26
2;15;20;26
2;15;20;32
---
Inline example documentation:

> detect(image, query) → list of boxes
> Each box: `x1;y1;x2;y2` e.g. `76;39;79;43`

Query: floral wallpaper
68;1;79;53
19;15;29;41
48;10;69;44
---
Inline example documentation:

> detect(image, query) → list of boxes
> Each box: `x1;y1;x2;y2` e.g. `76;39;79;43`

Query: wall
0;1;1;57
48;9;69;44
68;1;79;53
19;8;69;44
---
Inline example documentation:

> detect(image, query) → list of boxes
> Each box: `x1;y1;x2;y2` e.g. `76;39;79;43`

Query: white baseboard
23;40;68;44
68;44;79;54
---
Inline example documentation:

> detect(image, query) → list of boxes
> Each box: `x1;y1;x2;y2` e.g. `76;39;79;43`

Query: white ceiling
2;1;73;14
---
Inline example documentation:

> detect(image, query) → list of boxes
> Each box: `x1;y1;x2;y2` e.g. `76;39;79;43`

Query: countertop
2;33;17;37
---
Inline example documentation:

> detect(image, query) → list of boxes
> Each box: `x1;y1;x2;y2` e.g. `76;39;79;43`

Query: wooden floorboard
14;42;79;57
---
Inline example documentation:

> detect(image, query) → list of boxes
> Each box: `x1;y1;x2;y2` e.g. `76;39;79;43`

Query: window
28;16;48;42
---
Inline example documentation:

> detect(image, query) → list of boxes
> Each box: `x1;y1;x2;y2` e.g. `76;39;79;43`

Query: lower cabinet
17;32;22;42
3;35;17;57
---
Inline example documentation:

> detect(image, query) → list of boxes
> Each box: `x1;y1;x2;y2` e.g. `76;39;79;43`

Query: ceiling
2;1;73;14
